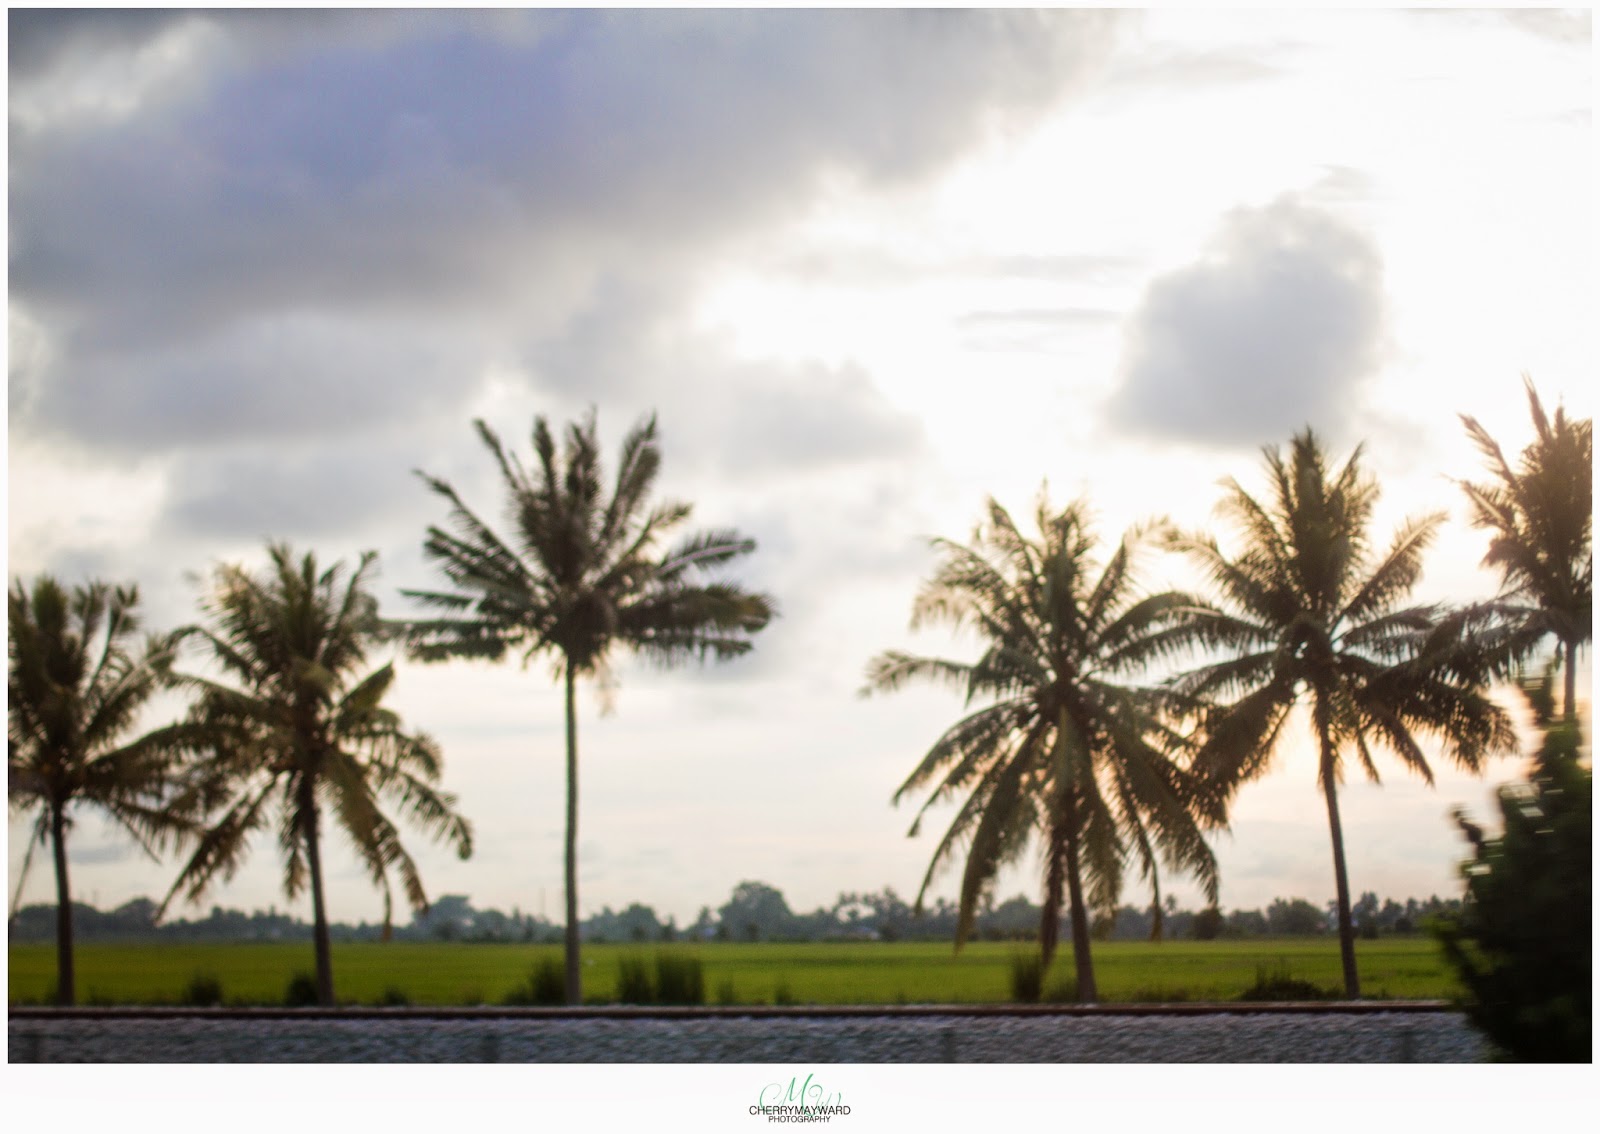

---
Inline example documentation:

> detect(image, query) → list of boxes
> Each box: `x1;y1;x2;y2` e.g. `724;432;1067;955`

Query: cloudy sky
7;8;1593;931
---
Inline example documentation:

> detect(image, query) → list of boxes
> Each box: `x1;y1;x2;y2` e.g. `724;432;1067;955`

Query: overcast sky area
7;8;1593;933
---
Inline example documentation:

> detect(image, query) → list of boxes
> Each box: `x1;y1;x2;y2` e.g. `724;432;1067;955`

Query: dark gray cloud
8;8;190;80
26;313;486;453
11;9;1119;347
160;434;430;545
1106;195;1388;448
11;9;1120;467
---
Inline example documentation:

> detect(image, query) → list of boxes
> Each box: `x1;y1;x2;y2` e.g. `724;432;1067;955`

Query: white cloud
1107;194;1389;448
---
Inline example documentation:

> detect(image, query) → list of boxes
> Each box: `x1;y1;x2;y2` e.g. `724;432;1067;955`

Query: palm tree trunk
1040;820;1065;969
1320;760;1361;999
1563;637;1578;725
563;660;581;1006
1060;796;1098;1003
50;802;75;1007
300;780;335;1007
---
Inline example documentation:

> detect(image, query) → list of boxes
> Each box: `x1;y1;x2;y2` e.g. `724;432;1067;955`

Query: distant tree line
8;879;1462;945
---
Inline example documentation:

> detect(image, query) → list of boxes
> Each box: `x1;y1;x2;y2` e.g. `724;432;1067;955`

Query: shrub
715;979;738;1006
772;979;798;1006
376;985;410;1007
502;958;565;1006
654;951;704;1005
1434;712;1591;1061
1238;962;1335;1002
1008;952;1044;1003
181;973;224;1007
616;954;654;1004
284;972;319;1007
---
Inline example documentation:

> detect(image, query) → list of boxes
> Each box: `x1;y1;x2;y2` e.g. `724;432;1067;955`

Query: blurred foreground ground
9;1005;1484;1062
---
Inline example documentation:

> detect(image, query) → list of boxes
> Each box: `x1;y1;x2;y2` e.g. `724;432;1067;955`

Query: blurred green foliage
1435;713;1591;1061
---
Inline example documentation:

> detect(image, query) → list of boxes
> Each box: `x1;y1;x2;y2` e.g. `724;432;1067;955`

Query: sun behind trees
404;411;774;1005
1168;429;1518;998
862;492;1223;1003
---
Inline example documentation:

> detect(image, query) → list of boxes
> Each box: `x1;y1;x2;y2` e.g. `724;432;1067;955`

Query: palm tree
1459;376;1592;722
163;544;472;1006
8;576;194;1005
862;492;1223;1002
404;412;774;1004
1170;430;1518;997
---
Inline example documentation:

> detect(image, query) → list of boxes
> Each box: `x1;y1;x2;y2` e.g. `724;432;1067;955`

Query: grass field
8;937;1461;1006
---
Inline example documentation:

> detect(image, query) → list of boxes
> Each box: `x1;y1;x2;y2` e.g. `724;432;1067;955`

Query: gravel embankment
8;1005;1487;1062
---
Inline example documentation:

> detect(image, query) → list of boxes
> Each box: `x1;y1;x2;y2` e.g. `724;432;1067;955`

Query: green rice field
8;938;1460;1006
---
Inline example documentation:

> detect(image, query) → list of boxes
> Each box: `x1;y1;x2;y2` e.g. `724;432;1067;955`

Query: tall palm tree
862;493;1223;1002
1459;376;1592;722
1170;430;1518;997
163;544;472;1006
404;412;774;1004
8;576;194;1005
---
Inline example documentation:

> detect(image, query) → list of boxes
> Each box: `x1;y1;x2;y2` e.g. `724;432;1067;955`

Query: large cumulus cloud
1106;194;1389;448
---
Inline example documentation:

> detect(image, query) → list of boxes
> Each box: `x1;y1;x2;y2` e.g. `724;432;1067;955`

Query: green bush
1008;952;1044;1003
376;985;410;1007
283;972;319;1007
1237;961;1335;1002
715;979;738;1006
502;958;565;1006
616;954;654;1004
1434;713;1591;1061
181;973;224;1007
653;951;704;1005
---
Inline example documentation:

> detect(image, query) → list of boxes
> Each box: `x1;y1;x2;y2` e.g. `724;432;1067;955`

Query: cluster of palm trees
9;381;1588;1009
866;380;1589;1001
9;413;771;1007
8;548;476;1006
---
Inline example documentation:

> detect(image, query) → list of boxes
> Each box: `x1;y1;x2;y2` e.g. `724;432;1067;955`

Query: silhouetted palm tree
1459;377;1592;722
163;545;472;1006
8;576;193;1005
1170;430;1517;997
405;412;773;1003
863;493;1222;1002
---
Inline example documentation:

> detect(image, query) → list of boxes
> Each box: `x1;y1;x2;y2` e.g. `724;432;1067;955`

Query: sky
6;7;1594;933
